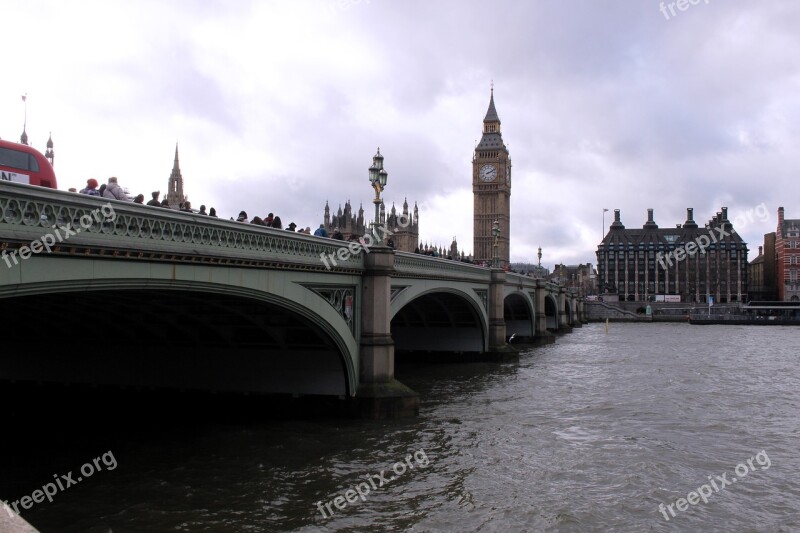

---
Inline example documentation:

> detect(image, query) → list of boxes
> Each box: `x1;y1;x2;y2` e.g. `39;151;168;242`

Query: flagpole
602;208;609;241
21;93;28;145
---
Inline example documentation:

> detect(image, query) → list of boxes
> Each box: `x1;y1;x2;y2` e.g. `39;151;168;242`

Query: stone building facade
323;198;419;253
596;207;748;303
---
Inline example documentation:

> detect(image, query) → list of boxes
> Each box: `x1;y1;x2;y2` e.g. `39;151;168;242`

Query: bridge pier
533;279;556;343
488;268;514;356
354;247;419;419
558;287;573;333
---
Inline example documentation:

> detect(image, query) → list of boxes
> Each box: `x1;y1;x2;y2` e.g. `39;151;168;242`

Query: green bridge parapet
0;182;364;271
394;251;492;282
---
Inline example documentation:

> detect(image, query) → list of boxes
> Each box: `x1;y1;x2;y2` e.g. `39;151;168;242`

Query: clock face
480;164;496;181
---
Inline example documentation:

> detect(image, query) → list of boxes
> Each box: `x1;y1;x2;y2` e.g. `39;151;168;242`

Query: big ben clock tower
473;87;511;266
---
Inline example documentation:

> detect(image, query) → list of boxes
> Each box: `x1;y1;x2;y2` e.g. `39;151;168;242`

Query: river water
5;323;800;532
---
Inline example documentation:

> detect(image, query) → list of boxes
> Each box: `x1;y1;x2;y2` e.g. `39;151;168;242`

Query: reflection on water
3;323;800;532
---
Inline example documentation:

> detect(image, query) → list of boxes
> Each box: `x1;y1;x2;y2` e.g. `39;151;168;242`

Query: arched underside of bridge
390;290;486;353
0;286;354;397
504;293;534;338
545;295;558;331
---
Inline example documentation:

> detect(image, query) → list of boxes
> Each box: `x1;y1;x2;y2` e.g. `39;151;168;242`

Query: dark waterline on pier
3;323;800;532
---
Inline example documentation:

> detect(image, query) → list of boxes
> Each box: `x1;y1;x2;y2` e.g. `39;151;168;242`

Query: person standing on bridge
314;224;328;238
79;178;100;196
146;191;161;207
102;177;130;201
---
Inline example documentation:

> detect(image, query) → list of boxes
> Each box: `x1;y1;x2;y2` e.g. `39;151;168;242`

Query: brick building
776;207;800;301
748;232;777;301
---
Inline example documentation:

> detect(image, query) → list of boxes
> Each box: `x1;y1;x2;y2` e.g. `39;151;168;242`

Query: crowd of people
71;178;498;270
73;177;316;233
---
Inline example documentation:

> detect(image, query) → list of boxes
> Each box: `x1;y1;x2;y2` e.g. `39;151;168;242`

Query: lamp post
368;148;388;238
492;219;500;268
537;246;542;278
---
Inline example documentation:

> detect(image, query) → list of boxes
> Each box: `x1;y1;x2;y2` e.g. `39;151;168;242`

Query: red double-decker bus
0;139;57;189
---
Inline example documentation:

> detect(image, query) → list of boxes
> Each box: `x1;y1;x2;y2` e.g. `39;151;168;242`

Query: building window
791;269;798;282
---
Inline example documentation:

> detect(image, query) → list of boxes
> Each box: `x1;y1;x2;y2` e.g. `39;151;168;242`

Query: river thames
5;323;800;532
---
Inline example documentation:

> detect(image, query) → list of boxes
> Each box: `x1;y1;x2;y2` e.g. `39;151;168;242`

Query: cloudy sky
2;0;798;267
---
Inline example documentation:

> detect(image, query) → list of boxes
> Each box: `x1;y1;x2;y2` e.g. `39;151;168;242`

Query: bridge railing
393;251;492;282
0;183;364;271
505;272;583;300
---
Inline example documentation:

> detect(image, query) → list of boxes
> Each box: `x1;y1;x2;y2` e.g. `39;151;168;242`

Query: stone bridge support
534;279;549;337
356;247;419;418
488;268;507;353
558;287;572;332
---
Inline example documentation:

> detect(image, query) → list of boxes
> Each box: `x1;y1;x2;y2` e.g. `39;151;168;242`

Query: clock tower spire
473;86;511;266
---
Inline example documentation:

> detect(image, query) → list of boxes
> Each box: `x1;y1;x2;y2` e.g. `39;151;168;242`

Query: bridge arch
0;270;360;397
545;294;559;331
504;292;535;339
390;286;488;353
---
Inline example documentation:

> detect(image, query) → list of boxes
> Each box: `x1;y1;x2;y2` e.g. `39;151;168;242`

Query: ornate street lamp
368;148;387;236
492;219;500;268
537;246;542;267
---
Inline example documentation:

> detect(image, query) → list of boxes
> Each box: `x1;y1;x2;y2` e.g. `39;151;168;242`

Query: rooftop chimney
610;209;625;229
721;207;728;221
759;245;763;256
779;207;785;227
684;208;698;229
643;208;658;229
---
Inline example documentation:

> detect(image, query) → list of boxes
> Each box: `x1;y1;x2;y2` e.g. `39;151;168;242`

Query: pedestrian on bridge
102;177;130;201
79;178;100;197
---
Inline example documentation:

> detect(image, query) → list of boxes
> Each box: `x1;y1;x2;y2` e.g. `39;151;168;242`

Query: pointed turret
45;132;54;166
476;86;506;152
166;143;186;209
171;143;180;173
483;86;500;123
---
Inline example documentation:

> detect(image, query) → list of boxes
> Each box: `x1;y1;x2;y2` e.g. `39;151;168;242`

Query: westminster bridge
0;183;584;417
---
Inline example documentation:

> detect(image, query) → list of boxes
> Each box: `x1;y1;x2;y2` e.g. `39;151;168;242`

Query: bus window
0;140;57;189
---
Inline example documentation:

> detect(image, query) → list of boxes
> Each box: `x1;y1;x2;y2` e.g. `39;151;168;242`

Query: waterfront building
748;234;778;301
552;263;596;297
323;199;419;252
596;207;748;303
473;88;511;267
776;207;800;301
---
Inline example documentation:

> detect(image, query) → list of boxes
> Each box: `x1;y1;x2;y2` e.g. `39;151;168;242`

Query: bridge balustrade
0;183;364;270
394;251;491;282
